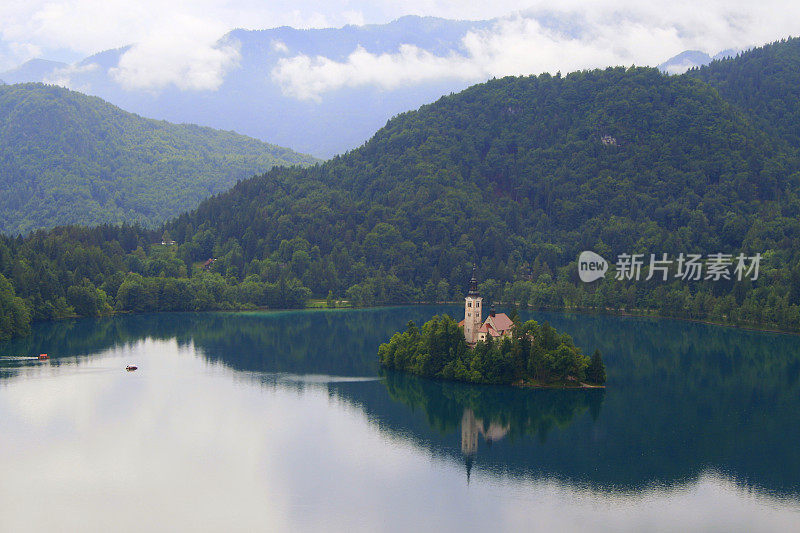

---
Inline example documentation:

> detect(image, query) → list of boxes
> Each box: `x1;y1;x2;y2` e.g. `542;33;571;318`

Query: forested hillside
3;38;800;340
689;37;800;146
0;83;317;234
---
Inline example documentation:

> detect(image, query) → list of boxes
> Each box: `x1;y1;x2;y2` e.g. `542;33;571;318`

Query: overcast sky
3;1;800;98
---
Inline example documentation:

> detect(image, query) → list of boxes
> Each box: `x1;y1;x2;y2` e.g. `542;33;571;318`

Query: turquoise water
1;307;799;532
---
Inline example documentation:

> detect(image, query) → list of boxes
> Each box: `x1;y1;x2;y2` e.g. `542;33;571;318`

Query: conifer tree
587;349;607;384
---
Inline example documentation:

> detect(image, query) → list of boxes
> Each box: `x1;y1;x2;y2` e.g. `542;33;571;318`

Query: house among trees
458;266;514;345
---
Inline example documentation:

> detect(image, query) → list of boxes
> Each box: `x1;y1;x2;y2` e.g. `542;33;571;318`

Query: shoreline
9;300;800;342
381;370;607;390
408;302;800;337
516;381;606;390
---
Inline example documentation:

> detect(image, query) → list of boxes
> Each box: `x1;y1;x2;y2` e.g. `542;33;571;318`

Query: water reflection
372;368;604;482
460;408;509;473
1;307;799;531
0;307;456;377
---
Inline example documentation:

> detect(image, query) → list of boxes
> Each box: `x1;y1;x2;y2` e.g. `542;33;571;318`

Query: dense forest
378;314;605;386
0;83;317;234
4;38;800;339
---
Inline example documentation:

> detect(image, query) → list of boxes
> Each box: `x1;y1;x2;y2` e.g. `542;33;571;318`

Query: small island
378;267;606;388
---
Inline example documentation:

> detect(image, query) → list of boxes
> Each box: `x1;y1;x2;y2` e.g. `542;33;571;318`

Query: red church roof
488;313;514;332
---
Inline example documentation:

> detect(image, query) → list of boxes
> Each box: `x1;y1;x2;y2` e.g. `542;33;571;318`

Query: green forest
4;38;800;339
0;83;317;234
378;314;605;386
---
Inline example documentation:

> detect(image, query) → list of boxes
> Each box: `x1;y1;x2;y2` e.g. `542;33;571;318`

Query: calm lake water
1;306;799;532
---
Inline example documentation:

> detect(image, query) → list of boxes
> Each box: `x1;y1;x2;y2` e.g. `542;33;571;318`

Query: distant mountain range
0;16;489;158
2;15;743;158
0;83;316;234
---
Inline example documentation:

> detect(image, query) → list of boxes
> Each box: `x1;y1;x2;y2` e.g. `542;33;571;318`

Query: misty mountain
658;48;739;74
1;58;68;84
0;16;492;158
0;83;316;234
3;15;749;158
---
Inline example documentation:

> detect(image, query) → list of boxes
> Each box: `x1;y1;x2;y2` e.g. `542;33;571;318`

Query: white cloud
342;10;366;26
270;3;800;100
109;18;241;92
44;62;98;90
271;39;289;54
3;1;800;91
272;44;481;101
662;59;705;75
8;41;42;61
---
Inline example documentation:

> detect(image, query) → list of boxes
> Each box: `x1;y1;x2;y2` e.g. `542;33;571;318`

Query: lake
1;306;799;532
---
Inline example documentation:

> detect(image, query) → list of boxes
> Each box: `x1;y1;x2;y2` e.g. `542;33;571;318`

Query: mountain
0;83;316;234
659;49;738;74
658;50;713;74
689;38;800;146
2;37;800;339
165;64;790;293
0;16;749;158
1;59;68;84
0;16;490;158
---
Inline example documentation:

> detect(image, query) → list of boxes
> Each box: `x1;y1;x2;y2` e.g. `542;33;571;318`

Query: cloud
342;10;366;26
8;41;42;60
3;1;800;92
109;19;241;92
272;44;481;101
271;39;289;54
44;62;98;90
270;3;800;100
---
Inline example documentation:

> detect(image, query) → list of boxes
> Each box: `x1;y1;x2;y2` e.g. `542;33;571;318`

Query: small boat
126;365;138;371
38;353;49;360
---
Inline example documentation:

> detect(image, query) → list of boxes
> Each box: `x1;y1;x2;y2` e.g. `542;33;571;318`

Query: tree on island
586;349;607;384
378;314;605;387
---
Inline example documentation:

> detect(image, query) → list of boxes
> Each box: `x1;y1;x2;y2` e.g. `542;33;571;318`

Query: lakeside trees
0;273;30;340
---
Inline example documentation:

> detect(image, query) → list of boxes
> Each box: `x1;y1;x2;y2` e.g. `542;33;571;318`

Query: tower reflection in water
461;407;510;480
379;368;601;482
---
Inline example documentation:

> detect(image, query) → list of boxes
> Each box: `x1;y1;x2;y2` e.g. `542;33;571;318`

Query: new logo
578;251;608;282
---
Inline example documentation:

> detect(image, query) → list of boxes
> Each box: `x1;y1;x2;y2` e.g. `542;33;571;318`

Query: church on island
458;267;515;345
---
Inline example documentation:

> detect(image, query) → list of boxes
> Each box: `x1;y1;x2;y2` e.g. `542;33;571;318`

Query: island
378;267;606;388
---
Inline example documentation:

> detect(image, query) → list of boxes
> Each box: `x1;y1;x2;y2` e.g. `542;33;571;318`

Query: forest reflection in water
1;306;799;500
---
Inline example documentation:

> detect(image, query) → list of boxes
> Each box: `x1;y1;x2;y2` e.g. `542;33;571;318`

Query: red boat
126;365;138;371
38;353;49;360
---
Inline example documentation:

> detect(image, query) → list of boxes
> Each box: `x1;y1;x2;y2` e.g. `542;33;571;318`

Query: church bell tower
464;265;483;345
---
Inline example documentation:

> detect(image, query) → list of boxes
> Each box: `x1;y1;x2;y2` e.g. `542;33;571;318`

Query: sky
2;1;800;99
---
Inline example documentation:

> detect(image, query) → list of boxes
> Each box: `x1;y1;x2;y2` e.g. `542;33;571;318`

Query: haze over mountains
657;49;739;74
1;17;487;157
0;15;744;158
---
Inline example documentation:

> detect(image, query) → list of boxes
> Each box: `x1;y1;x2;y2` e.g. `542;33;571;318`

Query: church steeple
468;264;480;296
463;265;483;345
